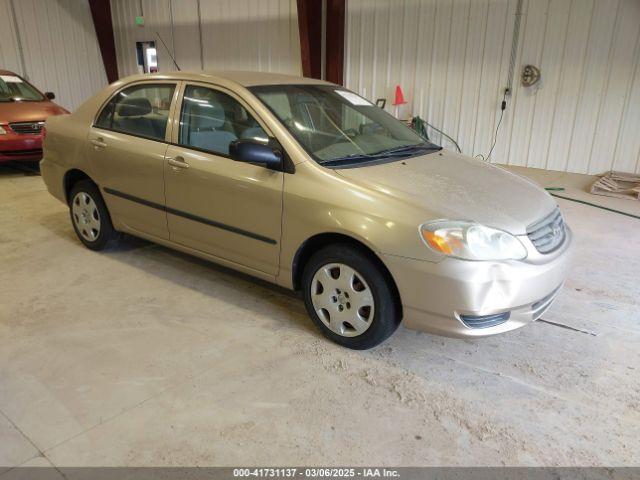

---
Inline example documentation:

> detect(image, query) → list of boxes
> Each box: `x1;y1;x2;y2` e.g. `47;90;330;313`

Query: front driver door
164;83;283;275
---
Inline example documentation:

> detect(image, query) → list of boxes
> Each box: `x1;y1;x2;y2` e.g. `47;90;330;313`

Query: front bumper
383;227;573;338
0;133;43;161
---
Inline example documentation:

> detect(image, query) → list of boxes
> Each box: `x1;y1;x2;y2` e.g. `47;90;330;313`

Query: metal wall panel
0;0;107;111
110;0;172;77
111;0;143;77
0;0;22;74
345;0;640;175
171;0;202;71
110;0;302;78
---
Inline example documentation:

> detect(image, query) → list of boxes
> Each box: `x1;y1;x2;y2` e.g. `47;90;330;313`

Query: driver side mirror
45;92;55;100
229;139;282;171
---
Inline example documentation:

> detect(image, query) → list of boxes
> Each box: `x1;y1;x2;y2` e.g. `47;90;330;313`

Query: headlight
0;125;7;135
419;220;527;261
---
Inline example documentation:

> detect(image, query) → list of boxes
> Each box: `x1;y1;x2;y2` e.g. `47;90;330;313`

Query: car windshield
250;84;440;166
0;74;44;102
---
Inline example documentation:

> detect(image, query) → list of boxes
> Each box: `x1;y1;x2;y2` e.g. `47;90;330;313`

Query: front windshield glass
250;84;440;165
0;74;44;102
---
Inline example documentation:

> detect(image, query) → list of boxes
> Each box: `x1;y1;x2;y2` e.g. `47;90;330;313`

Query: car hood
0;100;67;124
333;150;557;235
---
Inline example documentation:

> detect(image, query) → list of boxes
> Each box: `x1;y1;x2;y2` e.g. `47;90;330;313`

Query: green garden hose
545;188;640;220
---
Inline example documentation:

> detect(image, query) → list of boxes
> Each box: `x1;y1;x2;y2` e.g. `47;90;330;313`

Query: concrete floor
1;162;639;469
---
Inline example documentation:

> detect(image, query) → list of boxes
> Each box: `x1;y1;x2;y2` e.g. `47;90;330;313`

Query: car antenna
155;31;181;71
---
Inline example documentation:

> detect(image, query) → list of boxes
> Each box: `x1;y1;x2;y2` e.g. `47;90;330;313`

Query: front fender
277;162;441;288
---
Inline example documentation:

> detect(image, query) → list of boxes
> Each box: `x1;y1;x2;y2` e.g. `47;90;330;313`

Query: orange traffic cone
393;85;407;106
392;85;407;119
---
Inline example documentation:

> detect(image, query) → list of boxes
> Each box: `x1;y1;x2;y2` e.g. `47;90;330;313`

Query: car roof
121;70;334;88
0;69;20;76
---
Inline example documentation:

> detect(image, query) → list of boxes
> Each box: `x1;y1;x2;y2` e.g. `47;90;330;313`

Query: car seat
189;101;237;155
114;97;159;138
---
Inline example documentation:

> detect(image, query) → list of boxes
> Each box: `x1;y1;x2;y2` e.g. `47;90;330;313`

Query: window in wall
95;83;175;141
178;85;268;156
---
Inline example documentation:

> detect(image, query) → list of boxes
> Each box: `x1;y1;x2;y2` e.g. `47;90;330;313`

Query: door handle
168;156;189;169
91;138;107;149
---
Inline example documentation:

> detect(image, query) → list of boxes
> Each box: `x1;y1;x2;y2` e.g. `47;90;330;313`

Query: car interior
113;97;167;140
0;74;44;101
179;86;268;155
96;84;174;140
271;92;401;160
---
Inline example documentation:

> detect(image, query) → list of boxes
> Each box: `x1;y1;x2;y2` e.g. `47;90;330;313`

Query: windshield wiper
322;143;441;167
324;151;376;162
372;143;442;156
373;144;422;155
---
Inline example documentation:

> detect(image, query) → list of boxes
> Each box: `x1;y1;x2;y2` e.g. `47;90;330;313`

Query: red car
0;70;68;162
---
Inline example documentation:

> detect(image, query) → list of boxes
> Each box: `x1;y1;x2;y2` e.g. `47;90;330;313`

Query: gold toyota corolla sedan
40;71;572;349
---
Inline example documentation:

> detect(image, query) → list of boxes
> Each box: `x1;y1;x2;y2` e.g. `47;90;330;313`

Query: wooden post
325;0;345;85
296;0;322;79
88;0;119;83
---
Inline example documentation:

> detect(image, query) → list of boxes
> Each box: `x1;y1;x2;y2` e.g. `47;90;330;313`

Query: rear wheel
302;244;400;349
69;180;118;250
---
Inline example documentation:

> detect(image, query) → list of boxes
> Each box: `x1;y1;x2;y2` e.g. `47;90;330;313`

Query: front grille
527;208;566;254
9;121;45;135
0;148;42;157
460;311;510;329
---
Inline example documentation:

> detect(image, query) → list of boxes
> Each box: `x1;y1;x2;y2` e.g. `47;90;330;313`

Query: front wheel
302;244;401;349
69;180;118;251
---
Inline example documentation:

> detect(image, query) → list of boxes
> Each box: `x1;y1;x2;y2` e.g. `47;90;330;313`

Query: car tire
69;180;118;251
302;244;401;350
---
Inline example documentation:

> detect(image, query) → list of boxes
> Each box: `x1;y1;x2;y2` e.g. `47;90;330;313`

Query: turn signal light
421;230;459;255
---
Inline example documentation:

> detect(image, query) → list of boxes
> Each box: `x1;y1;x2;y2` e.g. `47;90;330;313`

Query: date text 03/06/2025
232;468;400;478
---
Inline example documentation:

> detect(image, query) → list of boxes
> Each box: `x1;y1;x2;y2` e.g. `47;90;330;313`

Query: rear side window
95;83;175;141
178;85;268;156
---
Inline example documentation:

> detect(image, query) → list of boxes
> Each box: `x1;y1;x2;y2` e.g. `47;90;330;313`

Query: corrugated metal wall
110;0;302;78
345;0;640;175
0;0;22;74
0;0;107;111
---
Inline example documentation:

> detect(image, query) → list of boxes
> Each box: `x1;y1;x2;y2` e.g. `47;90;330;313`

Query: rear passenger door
88;81;178;240
163;83;283;275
